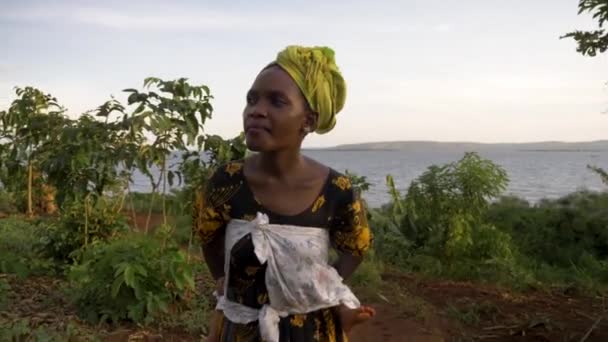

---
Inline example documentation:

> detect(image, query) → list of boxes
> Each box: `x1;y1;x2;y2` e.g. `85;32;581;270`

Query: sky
0;0;606;148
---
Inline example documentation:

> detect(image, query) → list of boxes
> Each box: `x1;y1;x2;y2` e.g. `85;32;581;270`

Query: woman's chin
245;139;267;152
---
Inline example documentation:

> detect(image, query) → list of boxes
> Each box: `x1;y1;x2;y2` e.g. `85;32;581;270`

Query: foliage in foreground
39;197;130;264
68;231;195;325
0;318;98;342
0;217;55;277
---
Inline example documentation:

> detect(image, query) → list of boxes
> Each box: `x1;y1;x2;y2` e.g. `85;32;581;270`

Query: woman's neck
257;149;304;181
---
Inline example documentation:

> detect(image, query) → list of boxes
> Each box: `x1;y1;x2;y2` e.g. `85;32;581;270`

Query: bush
486;192;608;290
39;198;129;263
0;318;97;342
69;232;195;324
0;217;54;277
0;190;18;214
373;153;513;269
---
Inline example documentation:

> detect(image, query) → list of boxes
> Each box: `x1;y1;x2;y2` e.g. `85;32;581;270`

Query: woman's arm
202;235;225;281
192;170;230;282
330;182;373;280
333;252;362;280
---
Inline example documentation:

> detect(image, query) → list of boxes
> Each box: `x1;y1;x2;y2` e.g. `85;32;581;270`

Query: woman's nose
246;102;268;118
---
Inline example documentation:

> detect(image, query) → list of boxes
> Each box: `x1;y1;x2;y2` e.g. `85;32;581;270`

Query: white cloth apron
215;212;360;342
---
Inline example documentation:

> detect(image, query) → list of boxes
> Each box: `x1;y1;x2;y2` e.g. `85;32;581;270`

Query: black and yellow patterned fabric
193;161;372;342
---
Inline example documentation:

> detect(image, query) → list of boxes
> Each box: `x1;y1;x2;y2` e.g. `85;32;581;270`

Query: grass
446;300;501;326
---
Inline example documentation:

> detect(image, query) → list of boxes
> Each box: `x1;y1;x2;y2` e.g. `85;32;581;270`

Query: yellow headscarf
275;45;346;134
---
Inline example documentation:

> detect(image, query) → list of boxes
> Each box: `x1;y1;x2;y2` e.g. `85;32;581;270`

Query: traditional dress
193;161;372;342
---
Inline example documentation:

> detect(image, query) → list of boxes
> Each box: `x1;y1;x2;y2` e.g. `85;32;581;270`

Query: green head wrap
274;45;346;134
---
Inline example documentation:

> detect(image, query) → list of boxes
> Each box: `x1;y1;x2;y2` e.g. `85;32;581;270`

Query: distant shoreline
303;140;608;152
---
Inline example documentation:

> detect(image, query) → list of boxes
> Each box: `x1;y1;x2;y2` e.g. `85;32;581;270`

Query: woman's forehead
251;66;300;95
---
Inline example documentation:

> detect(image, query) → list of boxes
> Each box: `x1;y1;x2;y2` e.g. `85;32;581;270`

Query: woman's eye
271;95;287;107
246;94;256;105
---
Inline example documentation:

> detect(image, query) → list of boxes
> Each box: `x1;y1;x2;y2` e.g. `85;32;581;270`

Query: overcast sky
1;0;606;147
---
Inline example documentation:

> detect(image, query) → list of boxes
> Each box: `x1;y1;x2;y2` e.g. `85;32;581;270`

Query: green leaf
114;262;128;277
111;276;124;298
133;263;148;277
127;93;140;105
124;265;136;288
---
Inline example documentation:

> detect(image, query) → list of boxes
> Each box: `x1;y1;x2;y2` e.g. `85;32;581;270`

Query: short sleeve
330;177;373;257
192;169;232;244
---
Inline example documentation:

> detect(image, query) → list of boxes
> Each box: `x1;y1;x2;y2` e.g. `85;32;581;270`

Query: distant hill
327;140;608;152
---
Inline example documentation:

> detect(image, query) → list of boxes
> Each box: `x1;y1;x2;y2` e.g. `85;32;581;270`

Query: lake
130;149;608;208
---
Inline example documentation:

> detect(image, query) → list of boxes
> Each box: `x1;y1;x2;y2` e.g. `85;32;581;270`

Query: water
130;149;608;208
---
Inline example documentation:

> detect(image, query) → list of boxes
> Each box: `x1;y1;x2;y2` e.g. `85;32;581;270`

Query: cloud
72;8;252;31
434;23;452;32
1;4;309;32
1;3;436;34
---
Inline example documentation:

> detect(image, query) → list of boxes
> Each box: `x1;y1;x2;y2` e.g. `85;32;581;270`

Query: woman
194;45;375;342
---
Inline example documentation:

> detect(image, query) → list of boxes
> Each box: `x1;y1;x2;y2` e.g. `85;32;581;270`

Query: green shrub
486;191;608;290
0;317;98;342
39;198;129;263
69;232;195;324
373;153;513;268
158;267;213;335
0;217;54;277
0;190;18;214
126;191;169;214
172;213;193;246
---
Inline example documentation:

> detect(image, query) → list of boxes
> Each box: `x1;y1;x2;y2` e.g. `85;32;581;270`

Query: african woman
194;45;375;342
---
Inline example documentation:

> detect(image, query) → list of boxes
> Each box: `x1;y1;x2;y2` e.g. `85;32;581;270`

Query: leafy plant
374;153;509;264
125;77;215;231
69;233;195;324
345;169;371;195
0;317;99;342
39;196;129;264
42;100;140;209
0;217;54;277
0;87;67;216
0;190;17;214
561;0;608;56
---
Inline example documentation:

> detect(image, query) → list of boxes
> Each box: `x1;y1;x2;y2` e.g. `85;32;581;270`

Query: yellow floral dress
193;161;372;342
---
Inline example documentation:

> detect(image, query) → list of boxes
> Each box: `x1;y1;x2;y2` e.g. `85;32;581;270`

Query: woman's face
243;65;314;152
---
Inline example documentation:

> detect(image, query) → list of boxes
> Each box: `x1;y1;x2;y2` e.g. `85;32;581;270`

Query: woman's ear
303;111;319;134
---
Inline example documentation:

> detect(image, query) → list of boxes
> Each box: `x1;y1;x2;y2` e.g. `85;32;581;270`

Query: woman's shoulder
325;168;355;195
208;159;246;182
202;160;246;197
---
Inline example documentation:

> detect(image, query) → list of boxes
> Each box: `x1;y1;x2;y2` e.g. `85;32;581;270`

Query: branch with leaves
561;0;608;56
